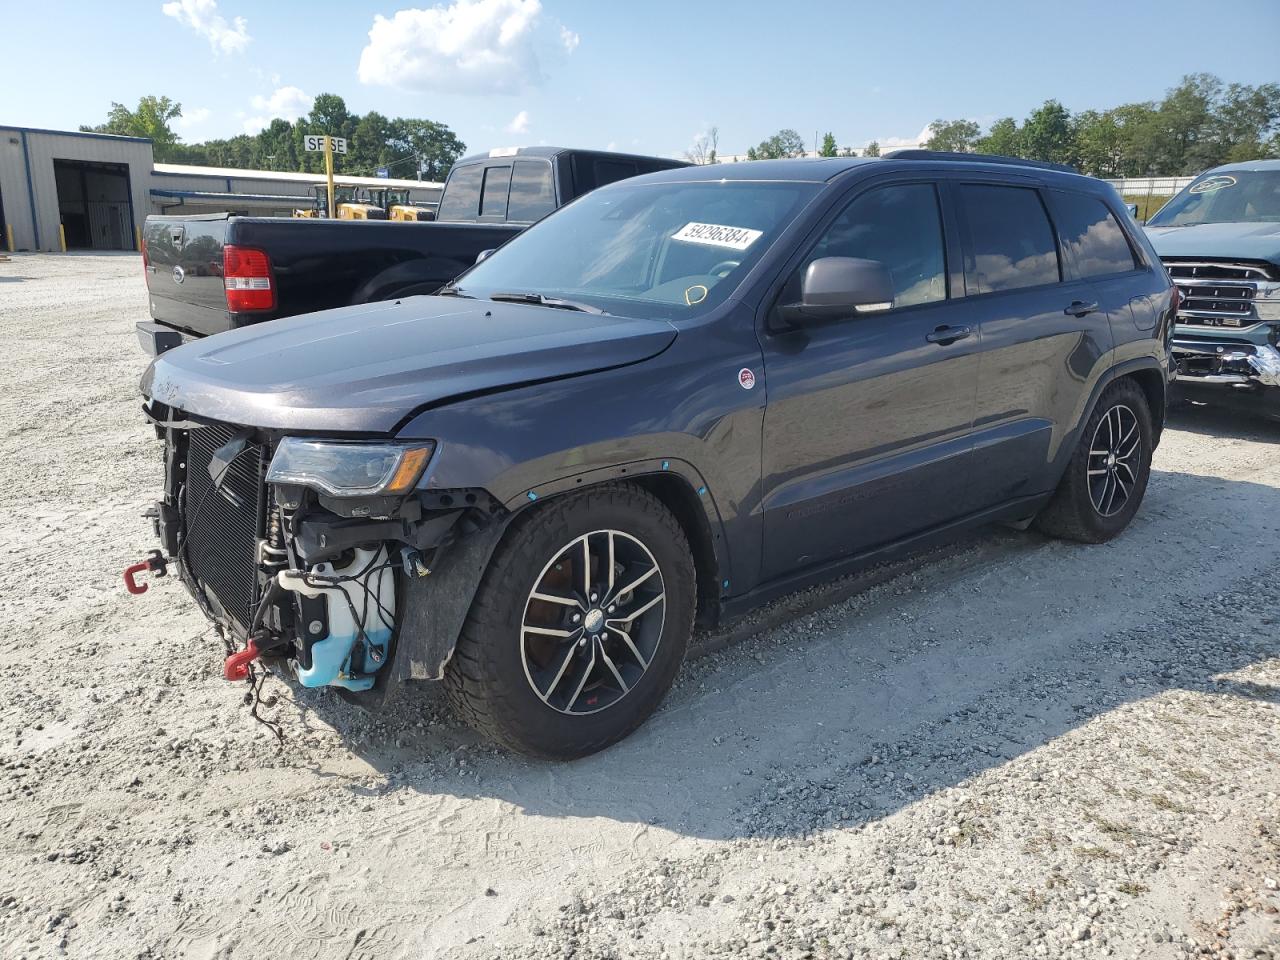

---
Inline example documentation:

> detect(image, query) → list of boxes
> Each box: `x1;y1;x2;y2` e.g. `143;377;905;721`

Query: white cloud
358;0;551;94
879;124;933;149
559;25;579;53
161;0;250;55
243;85;314;134
175;106;211;130
506;110;530;134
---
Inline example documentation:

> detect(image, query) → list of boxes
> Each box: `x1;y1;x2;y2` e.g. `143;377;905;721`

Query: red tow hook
123;550;168;595
223;640;261;681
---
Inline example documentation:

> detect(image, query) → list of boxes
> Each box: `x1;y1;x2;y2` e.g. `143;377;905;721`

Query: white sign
671;221;763;251
304;135;348;154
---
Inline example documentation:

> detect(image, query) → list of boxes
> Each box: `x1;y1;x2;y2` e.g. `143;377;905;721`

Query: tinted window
959;185;1060;293
507;160;556;222
1050;191;1138;278
593;160;639;188
805;183;947;308
479;165;512;218
437;164;483;221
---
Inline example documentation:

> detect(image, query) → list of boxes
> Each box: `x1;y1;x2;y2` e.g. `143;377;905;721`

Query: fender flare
499;456;733;596
1072;355;1169;452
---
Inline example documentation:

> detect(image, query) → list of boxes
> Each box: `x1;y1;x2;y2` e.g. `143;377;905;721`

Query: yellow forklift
292;184;388;220
374;187;436;222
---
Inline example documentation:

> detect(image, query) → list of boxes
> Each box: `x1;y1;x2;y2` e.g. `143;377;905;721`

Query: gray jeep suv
135;151;1174;758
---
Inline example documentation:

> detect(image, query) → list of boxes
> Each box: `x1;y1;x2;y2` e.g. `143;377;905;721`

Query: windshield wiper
488;292;607;314
435;283;475;298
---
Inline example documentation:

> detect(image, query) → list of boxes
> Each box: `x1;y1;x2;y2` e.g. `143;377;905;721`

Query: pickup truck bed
143;214;519;339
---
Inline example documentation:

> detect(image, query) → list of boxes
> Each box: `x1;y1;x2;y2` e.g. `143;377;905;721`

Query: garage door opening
54;159;134;250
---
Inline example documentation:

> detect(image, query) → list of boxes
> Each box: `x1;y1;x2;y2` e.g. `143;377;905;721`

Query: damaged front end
139;400;508;701
1172;338;1280;392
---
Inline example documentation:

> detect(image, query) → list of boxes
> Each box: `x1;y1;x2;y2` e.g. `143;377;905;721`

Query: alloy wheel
1087;403;1141;518
520;529;667;716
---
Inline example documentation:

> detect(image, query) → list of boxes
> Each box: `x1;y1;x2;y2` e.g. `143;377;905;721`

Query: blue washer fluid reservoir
278;545;395;692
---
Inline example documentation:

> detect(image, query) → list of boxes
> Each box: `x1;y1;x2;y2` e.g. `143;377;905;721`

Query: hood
1144;221;1280;264
142;296;677;434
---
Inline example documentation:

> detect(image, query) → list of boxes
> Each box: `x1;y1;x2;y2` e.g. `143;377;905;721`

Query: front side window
437;164;483;221
454;179;818;320
802;182;947;309
959;184;1061;293
1049;191;1138;279
507;160;556;222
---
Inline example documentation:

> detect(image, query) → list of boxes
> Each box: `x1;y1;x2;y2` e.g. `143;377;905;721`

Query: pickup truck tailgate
143;215;232;337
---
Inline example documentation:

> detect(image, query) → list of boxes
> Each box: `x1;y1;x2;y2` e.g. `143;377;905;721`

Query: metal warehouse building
0;125;443;252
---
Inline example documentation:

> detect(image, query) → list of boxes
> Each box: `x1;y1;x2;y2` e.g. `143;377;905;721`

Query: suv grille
1162;259;1275;329
182;424;266;632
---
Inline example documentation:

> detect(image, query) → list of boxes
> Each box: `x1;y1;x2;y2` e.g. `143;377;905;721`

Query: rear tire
1034;378;1153;543
444;483;695;759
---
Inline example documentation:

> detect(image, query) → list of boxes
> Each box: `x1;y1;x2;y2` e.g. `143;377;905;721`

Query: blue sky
4;0;1278;159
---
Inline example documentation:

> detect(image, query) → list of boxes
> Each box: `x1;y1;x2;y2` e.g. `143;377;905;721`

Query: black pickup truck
137;147;685;354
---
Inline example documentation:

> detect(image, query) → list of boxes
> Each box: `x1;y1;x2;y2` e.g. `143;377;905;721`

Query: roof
635;152;1101;186
634;156;877;183
452;145;689;168
152;162;442;190
0;124;153;145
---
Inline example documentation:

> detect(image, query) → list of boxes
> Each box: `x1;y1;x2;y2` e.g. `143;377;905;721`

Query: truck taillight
223;245;276;312
141;239;149;272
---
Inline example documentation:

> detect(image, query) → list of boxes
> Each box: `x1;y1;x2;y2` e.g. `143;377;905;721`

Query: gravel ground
1;252;1277;960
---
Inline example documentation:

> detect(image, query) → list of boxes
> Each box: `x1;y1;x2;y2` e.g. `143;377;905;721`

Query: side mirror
476;248;496;264
1125;203;1140;219
779;257;894;325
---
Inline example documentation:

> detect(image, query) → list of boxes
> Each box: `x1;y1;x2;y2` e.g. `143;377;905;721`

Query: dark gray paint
143;154;1173;611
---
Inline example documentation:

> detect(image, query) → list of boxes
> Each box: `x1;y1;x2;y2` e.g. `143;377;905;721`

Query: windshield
450;179;819;319
1148;169;1280;226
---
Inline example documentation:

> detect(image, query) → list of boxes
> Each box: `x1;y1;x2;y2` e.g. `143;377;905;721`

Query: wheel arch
499;460;731;627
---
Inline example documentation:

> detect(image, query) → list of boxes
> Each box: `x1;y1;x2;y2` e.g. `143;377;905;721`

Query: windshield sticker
672;222;764;251
1189;175;1237;194
684;284;709;306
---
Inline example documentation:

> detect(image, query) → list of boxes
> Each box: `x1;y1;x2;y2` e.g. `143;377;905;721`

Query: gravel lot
1;252;1277;960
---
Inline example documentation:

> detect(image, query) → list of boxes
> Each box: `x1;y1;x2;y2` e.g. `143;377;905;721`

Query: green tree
82;95;185;160
924;118;980;153
862;140;880;157
974;117;1021;157
819;132;837;157
1020;100;1074;164
389;118;466;180
351;110;395;175
751;129;805;159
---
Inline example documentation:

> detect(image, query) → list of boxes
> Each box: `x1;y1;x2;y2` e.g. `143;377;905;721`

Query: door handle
1064;300;1099;317
925;324;972;345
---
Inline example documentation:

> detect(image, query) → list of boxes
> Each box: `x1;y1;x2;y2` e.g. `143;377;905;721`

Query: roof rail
883;149;1078;175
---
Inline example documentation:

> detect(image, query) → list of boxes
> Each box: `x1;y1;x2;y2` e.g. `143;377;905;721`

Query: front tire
1034;378;1153;543
444;483;696;759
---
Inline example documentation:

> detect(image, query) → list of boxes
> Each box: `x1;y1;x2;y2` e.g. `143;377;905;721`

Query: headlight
266;439;435;496
1256;282;1280;322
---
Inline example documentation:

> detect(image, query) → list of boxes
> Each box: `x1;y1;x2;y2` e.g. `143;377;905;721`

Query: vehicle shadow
282;466;1280;843
1168;395;1280;438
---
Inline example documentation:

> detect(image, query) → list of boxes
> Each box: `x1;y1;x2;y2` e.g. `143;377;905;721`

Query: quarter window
959;185;1060;293
507;160;556;222
803;182;948;309
1049;191;1139;279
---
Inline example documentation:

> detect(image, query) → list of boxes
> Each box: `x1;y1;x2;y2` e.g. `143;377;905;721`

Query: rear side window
959;185;1060;293
1048;191;1139;279
480;165;512;218
507;160;556;222
437;165;483;221
805;182;948;309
